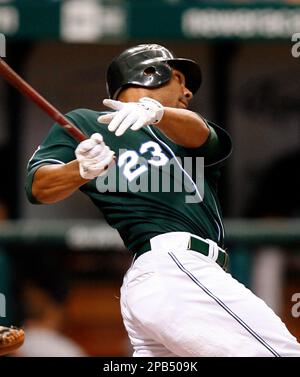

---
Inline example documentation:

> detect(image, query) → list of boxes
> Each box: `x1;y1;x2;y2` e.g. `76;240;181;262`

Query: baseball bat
0;57;87;142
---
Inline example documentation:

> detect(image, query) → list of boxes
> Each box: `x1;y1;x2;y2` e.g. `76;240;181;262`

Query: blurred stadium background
0;0;299;356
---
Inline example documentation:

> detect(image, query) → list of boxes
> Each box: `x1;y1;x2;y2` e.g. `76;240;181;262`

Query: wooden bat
0;57;87;142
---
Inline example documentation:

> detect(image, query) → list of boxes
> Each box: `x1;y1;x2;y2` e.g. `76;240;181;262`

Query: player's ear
172;69;184;84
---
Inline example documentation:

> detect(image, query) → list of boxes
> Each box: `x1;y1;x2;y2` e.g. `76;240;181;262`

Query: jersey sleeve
180;116;232;168
197;120;233;168
25;120;78;204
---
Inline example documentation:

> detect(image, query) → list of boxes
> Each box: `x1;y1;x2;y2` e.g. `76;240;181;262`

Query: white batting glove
97;97;164;137
75;133;115;180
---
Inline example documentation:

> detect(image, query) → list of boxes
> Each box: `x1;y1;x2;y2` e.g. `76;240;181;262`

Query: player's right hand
75;133;115;180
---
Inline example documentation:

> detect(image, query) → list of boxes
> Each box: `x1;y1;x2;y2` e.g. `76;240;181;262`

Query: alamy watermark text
291;293;300;318
291;33;300;58
0;33;6;57
96;151;205;204
0;293;6;317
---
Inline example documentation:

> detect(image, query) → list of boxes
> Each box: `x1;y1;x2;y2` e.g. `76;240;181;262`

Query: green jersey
26;109;232;252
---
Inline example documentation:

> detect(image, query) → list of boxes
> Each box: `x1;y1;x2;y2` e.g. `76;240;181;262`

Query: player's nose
184;86;193;101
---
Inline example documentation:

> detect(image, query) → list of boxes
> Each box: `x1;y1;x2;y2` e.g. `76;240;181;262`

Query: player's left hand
97;97;164;137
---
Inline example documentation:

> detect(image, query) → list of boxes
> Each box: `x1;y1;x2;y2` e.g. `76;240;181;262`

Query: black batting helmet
106;44;202;99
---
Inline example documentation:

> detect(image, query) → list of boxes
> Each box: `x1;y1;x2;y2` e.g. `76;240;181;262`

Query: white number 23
118;141;169;182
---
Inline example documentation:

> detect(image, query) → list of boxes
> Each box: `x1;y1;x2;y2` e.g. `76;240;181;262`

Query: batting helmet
106;44;202;99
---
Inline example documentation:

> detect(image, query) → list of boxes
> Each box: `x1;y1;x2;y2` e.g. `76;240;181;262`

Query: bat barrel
0;57;87;142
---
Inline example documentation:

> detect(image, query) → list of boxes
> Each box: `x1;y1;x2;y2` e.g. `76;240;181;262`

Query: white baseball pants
120;232;300;357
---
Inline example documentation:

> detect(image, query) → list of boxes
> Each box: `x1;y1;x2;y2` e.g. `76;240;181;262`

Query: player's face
151;69;193;109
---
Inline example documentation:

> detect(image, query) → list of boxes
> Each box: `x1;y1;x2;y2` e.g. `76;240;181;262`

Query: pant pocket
126;271;155;290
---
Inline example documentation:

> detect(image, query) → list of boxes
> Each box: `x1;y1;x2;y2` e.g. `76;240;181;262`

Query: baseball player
26;44;300;356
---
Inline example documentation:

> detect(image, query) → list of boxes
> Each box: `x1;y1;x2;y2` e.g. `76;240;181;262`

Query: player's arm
98;98;209;148
31;161;88;204
28;133;115;204
154;107;209;148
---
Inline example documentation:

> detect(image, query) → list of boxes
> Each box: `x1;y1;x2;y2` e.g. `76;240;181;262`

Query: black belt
134;235;229;270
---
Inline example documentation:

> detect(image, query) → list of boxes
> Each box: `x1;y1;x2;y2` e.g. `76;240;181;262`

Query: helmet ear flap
119;61;172;95
143;66;157;76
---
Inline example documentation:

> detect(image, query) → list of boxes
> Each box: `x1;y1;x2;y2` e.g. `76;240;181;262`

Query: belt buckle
206;238;219;262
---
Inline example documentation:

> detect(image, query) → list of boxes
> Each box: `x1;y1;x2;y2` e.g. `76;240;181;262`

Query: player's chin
178;101;188;109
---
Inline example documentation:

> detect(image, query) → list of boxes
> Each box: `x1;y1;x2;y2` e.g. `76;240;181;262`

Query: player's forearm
32;161;89;204
155;108;209;148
